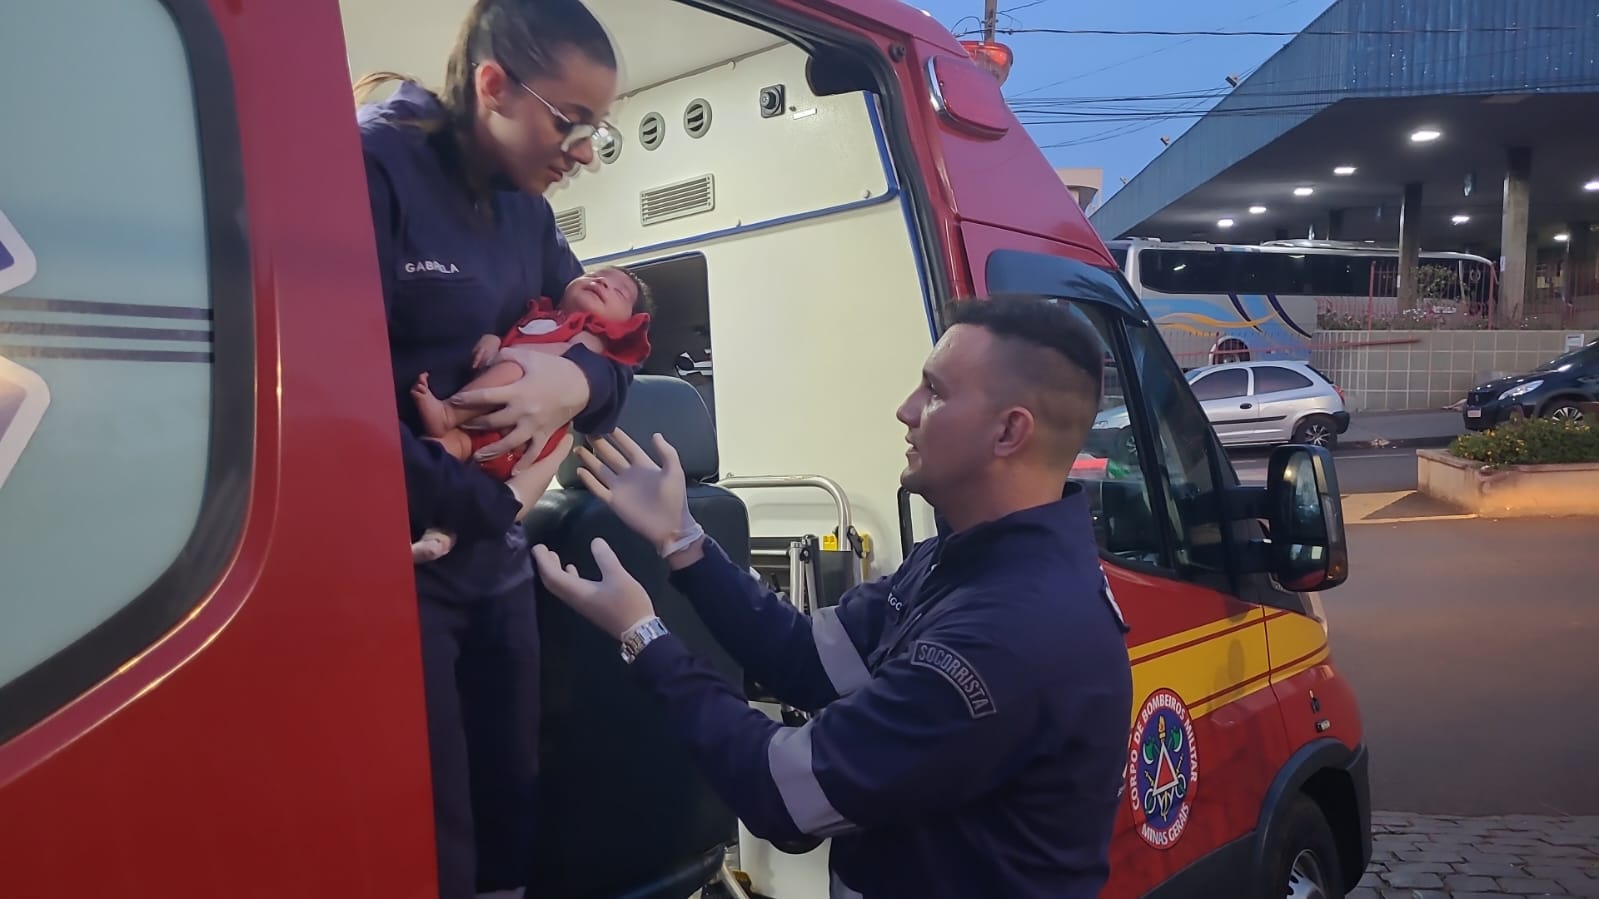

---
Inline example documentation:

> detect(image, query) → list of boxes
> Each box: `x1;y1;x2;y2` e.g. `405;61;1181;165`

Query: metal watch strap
620;617;670;664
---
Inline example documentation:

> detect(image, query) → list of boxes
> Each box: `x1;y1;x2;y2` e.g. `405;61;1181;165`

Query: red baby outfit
473;298;651;479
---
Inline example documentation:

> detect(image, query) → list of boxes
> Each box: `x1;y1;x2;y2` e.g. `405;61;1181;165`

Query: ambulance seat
523;375;749;899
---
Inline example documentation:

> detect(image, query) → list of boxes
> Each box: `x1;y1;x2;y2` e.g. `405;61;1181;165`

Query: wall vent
640;175;715;226
554;206;586;243
684;99;713;138
639;112;666;150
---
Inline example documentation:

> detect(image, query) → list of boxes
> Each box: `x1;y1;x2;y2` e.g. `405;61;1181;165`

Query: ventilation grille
641;175;715;226
684;99;713;138
598;135;621;164
554;207;586;243
639;112;666;150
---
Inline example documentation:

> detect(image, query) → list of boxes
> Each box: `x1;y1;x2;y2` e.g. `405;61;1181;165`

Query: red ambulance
0;0;1369;896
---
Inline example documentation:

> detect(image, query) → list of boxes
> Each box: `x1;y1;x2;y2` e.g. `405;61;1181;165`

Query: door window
980;250;1234;584
1189;367;1249;400
0;0;249;742
1125;326;1231;581
1253;365;1313;394
1069;305;1166;569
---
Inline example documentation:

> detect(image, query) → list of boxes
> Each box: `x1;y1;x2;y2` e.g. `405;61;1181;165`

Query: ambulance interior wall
549;42;938;566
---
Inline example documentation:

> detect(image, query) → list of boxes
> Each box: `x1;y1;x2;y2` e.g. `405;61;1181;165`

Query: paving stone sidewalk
1353;811;1599;898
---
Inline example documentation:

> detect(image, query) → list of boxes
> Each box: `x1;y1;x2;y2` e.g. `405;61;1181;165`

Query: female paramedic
354;1;628;897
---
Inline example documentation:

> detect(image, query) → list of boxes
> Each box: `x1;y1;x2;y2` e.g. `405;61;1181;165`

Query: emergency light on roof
960;40;1014;86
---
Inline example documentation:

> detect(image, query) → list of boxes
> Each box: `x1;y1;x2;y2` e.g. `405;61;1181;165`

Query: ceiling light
1333;165;1357;176
1249;205;1267;214
1217;218;1235;228
1451;214;1471;225
1409;127;1442;142
1585;179;1599;192
1293;186;1314;196
1555;232;1570;242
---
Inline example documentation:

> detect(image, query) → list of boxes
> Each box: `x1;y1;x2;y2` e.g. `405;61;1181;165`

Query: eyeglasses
508;71;620;155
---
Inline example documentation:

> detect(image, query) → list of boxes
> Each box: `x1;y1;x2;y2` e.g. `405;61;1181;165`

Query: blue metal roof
1088;0;1599;240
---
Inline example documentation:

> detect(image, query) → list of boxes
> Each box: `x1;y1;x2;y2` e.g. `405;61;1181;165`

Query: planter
1417;449;1599;517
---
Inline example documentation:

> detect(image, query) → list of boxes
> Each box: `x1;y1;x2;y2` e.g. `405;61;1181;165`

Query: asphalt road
1324;518;1599;816
1228;445;1422;494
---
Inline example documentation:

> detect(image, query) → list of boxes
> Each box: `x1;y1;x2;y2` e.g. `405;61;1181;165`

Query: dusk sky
917;0;1336;208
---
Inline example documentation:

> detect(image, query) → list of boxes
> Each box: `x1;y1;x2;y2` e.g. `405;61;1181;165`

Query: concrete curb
1418;449;1599;517
1341;435;1460;451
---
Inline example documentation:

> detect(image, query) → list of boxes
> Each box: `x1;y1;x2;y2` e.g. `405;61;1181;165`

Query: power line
965;24;1593;37
1010;34;1592;106
1010;73;1599;111
1003;0;1318;97
1022;74;1599;148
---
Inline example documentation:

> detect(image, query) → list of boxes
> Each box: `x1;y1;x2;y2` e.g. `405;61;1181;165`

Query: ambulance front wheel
1266;794;1346;899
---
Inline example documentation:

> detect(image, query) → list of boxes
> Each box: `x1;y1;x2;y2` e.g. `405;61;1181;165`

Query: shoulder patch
910;640;996;719
1100;567;1129;633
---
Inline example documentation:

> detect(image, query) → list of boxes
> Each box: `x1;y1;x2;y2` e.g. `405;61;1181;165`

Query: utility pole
983;0;998;43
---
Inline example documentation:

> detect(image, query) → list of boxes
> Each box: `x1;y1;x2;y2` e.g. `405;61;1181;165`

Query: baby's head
562;266;654;321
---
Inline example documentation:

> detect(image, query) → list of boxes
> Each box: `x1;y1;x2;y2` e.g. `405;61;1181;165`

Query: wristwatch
620;616;671;665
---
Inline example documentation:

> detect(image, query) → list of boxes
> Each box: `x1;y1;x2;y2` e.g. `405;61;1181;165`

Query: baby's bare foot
412;373;454;436
412;528;455;563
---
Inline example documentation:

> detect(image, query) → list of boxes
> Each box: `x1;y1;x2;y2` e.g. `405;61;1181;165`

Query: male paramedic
532;295;1134;899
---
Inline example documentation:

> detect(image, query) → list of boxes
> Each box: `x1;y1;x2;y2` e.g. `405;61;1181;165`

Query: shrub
1448;416;1599;466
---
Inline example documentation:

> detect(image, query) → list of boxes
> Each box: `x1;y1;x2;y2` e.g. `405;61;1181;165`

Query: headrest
557;375;719;488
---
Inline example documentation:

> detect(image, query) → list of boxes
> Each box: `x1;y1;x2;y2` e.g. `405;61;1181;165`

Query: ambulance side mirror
1263;445;1348;592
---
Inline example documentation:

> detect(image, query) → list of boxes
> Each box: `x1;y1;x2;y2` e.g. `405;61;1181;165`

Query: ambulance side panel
0;1;437;894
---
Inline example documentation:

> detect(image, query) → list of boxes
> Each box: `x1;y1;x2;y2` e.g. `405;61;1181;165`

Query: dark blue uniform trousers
417;583;540;899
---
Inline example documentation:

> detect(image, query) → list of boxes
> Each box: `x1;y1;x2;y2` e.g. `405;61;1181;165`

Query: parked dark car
1463;339;1599;430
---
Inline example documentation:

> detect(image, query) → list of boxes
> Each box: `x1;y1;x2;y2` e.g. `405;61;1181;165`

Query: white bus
1105;238;1497;369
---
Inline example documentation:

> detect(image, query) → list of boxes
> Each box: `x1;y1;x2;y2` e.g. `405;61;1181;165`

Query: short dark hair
946;295;1104;387
945;295;1106;459
613;265;655;315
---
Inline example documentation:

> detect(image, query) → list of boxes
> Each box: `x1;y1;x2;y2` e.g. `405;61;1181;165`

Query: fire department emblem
1128;688;1199;849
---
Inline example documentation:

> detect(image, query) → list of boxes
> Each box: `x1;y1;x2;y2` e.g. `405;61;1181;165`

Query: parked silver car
1186;361;1350;448
1093;360;1350;450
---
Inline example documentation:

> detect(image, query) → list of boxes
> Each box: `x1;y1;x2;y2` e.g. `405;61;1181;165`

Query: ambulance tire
1263;794;1346;899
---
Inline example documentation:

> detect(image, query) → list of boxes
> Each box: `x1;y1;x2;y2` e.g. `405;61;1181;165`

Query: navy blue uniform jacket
359;83;630;596
631;485;1134;898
